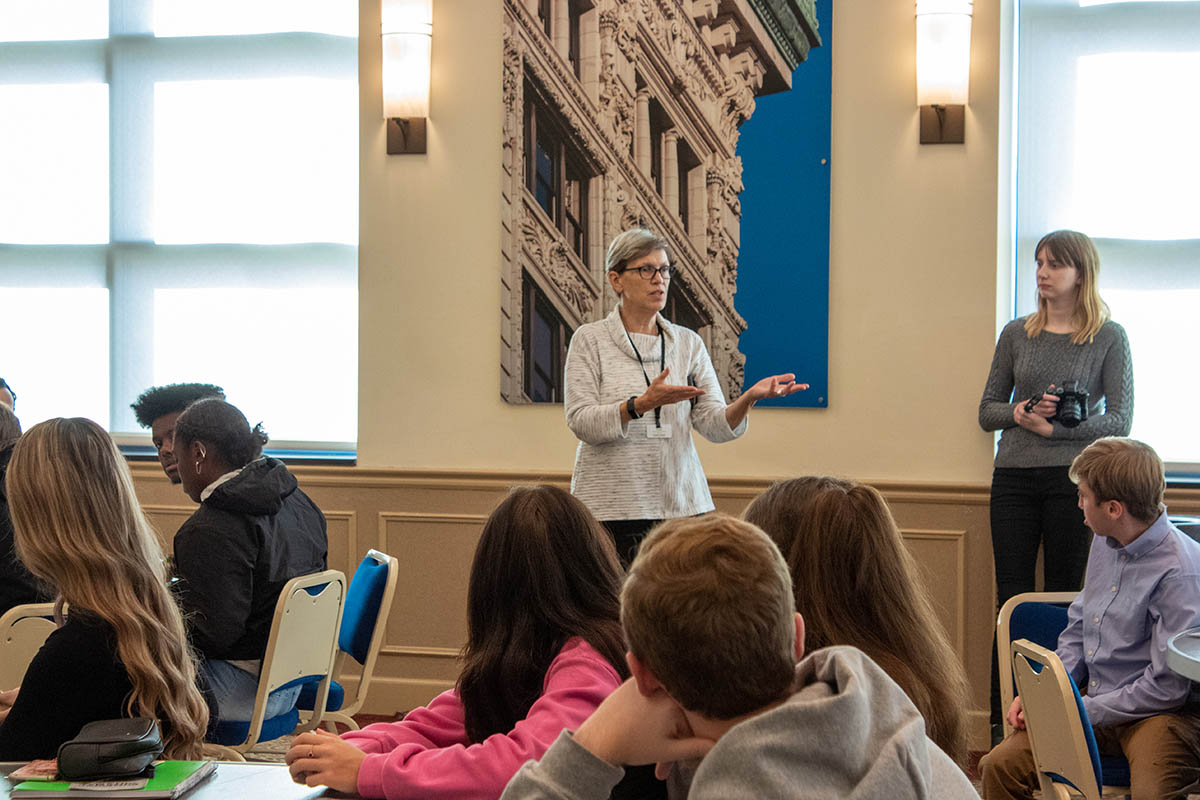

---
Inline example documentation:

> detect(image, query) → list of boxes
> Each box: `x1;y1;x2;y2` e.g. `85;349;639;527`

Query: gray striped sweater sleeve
564;325;628;446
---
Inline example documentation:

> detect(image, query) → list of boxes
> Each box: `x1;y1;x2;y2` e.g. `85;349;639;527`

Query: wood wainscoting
129;462;1200;752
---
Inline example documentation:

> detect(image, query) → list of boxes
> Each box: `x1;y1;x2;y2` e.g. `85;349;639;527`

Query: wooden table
0;762;337;799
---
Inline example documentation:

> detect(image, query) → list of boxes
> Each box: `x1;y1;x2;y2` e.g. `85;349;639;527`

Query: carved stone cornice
745;0;822;69
638;0;727;103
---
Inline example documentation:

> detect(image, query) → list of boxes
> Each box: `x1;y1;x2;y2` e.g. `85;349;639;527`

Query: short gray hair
605;228;672;274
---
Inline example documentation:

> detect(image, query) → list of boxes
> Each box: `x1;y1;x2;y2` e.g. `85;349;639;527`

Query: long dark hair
744;477;971;768
457;485;627;743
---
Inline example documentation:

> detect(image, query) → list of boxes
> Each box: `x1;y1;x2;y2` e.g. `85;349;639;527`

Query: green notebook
10;760;216;799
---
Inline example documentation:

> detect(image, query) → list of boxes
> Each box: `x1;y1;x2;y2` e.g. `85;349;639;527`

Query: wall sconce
916;0;972;144
382;0;432;154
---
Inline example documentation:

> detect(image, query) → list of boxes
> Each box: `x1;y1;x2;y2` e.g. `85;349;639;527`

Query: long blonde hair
7;418;208;758
1023;229;1110;344
744;477;970;768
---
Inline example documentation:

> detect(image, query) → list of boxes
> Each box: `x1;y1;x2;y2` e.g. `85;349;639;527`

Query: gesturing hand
572;678;715;779
744;374;809;404
639;368;705;412
285;727;365;793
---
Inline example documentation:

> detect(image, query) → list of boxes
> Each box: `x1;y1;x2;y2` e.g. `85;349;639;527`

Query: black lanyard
625;322;665;428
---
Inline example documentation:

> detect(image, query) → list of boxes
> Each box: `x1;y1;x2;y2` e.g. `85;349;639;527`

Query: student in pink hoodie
286;485;652;800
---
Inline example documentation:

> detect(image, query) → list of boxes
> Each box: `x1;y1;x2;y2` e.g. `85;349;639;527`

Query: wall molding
126;461;1200;511
900;527;967;657
380;645;461;659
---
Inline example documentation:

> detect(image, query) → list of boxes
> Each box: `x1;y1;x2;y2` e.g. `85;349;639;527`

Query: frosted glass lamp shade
916;0;973;106
381;0;431;119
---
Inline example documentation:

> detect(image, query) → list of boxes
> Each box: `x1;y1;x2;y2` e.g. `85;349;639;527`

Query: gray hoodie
501;645;978;800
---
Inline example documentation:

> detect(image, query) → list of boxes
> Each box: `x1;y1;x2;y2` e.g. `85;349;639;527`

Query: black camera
1024;381;1089;428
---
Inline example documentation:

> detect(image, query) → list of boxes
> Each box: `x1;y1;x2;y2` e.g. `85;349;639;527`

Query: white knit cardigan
564;305;746;521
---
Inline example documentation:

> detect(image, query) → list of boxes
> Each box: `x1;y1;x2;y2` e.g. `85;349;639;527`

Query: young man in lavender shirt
982;437;1200;800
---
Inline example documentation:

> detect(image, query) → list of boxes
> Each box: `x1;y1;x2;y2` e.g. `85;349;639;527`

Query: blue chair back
340;551;391;664
1010;601;1070;652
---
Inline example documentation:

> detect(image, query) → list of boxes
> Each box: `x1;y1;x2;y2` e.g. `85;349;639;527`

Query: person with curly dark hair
171;397;327;724
131;382;225;484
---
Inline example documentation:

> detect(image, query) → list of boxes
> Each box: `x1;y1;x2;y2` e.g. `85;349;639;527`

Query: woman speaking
565;228;805;564
978;229;1132;743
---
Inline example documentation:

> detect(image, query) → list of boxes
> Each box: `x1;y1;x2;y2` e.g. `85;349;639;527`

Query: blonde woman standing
978;230;1133;742
0;418;209;760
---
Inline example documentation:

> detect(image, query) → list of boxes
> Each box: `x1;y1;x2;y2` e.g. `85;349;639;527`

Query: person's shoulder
663;319;705;355
37;612;116;659
571;317;608;341
1097;319;1128;341
176;504;240;537
173;505;252;560
544;637;621;684
1002;317;1031;338
1163;525;1200;573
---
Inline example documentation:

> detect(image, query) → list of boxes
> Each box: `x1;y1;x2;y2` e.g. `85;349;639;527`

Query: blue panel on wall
735;0;831;408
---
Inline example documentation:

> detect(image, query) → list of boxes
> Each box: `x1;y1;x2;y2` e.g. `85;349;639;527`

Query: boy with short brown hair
982;437;1200;799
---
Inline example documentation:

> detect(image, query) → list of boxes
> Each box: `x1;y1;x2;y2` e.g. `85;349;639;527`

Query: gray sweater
978;317;1133;468
499;646;978;800
564;305;745;521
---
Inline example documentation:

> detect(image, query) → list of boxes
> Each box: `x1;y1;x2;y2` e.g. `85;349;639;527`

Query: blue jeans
203;659;302;722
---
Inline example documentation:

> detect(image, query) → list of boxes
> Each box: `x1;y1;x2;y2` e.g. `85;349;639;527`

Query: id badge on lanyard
626;323;672;439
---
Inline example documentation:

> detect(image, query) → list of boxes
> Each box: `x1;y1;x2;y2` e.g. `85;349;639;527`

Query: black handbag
56;718;164;780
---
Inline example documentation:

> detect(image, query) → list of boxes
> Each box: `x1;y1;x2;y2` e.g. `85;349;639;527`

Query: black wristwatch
626;396;642;420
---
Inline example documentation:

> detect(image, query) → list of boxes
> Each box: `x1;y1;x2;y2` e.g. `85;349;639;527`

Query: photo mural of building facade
500;0;820;404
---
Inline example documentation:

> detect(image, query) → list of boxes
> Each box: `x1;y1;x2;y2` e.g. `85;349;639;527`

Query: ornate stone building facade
501;0;820;403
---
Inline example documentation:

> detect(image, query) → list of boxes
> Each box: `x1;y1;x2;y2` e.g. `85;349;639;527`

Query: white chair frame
0;602;58;689
997;591;1078;739
205;569;345;761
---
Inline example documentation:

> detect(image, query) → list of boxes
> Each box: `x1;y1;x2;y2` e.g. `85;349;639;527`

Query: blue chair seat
212;705;301;746
298;679;345;713
209;676;324;747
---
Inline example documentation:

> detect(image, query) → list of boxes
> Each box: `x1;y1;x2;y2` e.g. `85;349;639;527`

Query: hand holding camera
1023;381;1089;428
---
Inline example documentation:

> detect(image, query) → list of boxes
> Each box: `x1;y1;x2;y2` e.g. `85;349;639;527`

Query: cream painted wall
358;0;1006;485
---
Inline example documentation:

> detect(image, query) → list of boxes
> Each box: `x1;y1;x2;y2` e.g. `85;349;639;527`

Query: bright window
1015;0;1200;468
0;0;359;448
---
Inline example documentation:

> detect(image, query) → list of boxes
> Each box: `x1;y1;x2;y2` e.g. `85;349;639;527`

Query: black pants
988;465;1091;725
602;519;660;569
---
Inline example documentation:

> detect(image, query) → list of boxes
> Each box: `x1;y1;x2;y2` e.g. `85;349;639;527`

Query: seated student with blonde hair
502;514;976;800
0;418;209;760
743;476;971;768
982;437;1200;800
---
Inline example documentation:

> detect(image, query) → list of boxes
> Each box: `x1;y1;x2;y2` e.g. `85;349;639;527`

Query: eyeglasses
621;264;675;280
